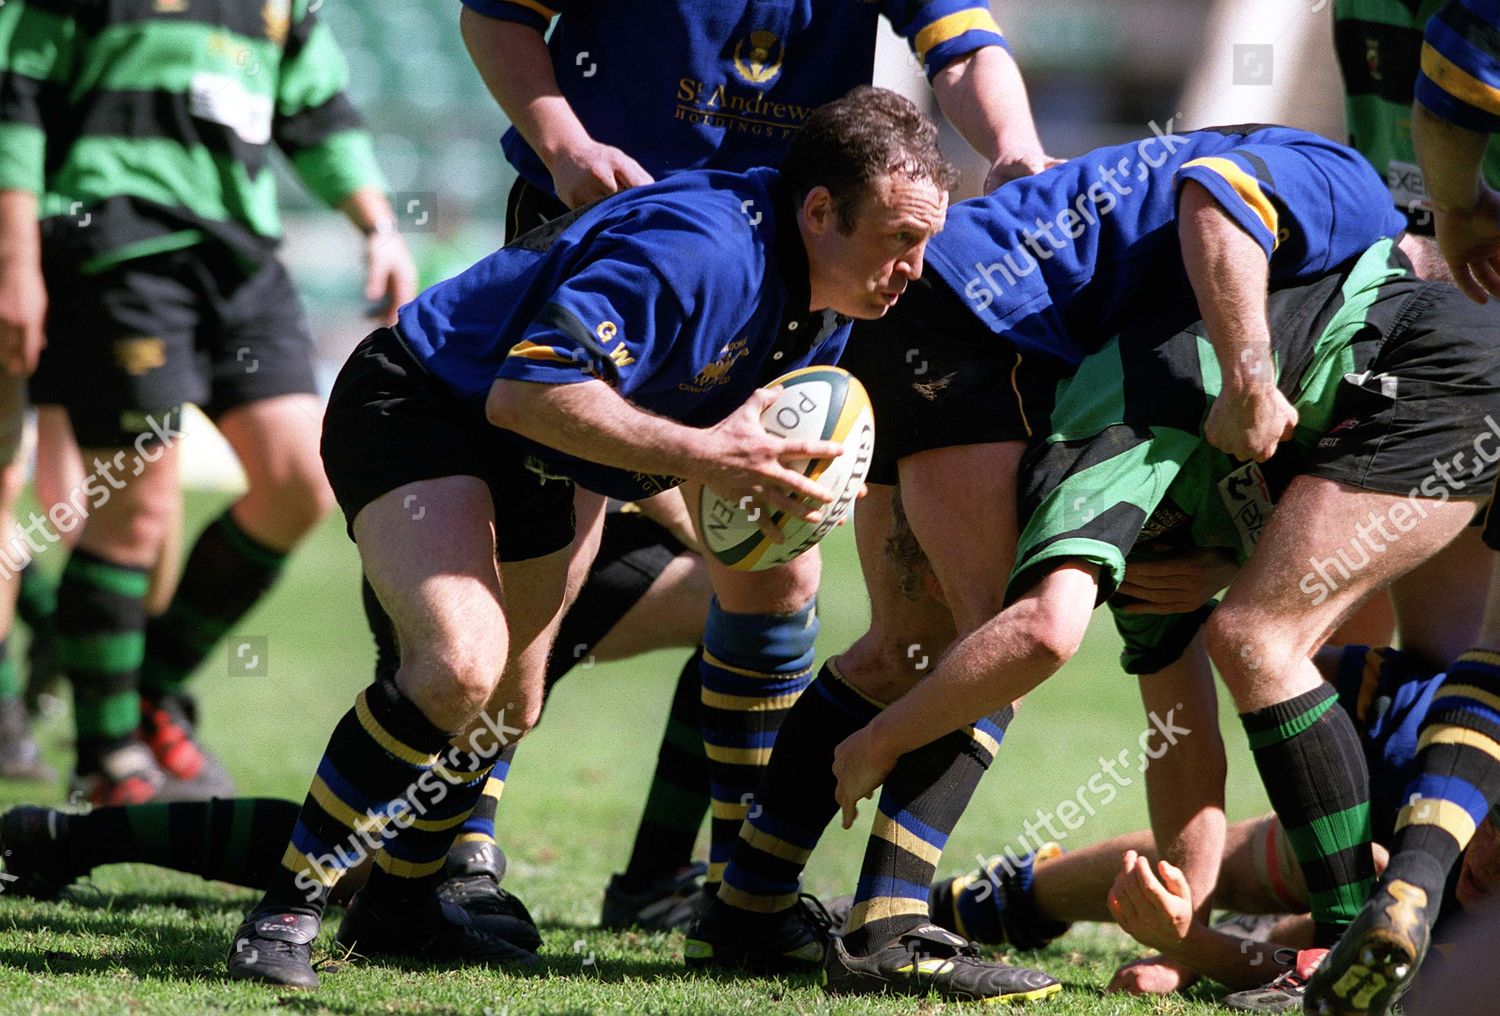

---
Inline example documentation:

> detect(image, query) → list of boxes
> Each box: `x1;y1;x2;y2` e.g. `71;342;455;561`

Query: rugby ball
698;366;875;571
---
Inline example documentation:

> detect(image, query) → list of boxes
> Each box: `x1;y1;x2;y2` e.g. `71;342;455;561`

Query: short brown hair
885;485;933;601
782;86;957;232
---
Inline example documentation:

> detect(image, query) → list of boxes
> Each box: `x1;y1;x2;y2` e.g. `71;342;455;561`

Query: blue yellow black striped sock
364;754;497;904
842;706;1012;955
1242;683;1374;947
259;677;455;916
700;598;818;886
1386;649;1500;902
141;510;287;698
717;661;883;915
56;549;150;770
447;742;514;854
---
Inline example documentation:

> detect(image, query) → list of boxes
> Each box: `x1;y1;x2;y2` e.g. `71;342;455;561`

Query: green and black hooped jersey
1334;0;1500;233
0;0;385;271
1009;239;1419;673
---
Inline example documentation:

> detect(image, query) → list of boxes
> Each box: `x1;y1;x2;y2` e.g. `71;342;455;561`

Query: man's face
802;173;948;320
1457;814;1500;909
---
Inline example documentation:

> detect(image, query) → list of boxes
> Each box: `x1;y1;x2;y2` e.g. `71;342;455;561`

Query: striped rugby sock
141;510;288;698
700;598;818;886
1385;649;1500;901
364;754;496;904
624;647;710;884
718;661;883;916
1242;683;1374;947
259;677;455;917
842;706;1012;955
448;742;514;853
57;549;150;770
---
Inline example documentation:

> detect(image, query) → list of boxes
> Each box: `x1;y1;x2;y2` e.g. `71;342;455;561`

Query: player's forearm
1178;181;1273;390
0;190;40;271
931;46;1044;170
487;377;706;481
337;185;398;236
867;568;1095;759
1412;101;1491;213
459;9;592;168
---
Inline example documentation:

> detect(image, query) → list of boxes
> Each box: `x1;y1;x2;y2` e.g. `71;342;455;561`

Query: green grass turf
0;492;1282;1014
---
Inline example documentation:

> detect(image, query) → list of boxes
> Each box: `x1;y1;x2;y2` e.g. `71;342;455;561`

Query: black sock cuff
818;660;886;722
1241;682;1337;732
217;510;289;571
363;676;456;752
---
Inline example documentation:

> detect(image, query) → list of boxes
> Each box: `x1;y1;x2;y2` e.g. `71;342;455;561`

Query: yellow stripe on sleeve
1422;42;1500;118
506;340;575;365
913;9;1001;65
503;0;559;20
1181;156;1280;247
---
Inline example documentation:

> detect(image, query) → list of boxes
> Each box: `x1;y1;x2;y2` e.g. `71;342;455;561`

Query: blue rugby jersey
462;0;1006;194
1416;0;1500;133
1334;649;1447;843
395;166;849;500
923;125;1407;367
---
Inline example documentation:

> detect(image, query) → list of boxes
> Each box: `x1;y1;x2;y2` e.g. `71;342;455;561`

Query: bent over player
226;88;952;988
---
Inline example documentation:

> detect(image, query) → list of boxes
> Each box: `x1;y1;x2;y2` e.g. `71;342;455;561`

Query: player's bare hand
1107;850;1195;954
1433;187;1500;303
695;388;842;531
548;140;655;209
364;228;418;327
832;724;897;830
1206;381;1297;463
983;152;1065;192
0;259;46;376
1117;546;1238;614
1106;954;1198;995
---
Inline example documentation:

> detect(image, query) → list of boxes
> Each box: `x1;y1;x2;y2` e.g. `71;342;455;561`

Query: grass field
0;491;1284;1015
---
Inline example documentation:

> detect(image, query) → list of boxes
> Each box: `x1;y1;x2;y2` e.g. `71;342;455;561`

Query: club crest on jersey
679;337;749;393
733;31;784;86
263;0;291;45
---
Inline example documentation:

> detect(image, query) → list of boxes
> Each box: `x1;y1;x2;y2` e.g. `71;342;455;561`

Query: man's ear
801;186;835;235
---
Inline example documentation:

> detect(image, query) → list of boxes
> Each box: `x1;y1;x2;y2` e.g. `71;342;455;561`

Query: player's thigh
680;480;822;613
353;475;508;722
1210;477;1481;677
1388;523;1490;666
215;395;330;501
896;440;1025;633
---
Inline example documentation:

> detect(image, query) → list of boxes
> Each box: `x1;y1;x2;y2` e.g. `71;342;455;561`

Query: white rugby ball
699;366;875;571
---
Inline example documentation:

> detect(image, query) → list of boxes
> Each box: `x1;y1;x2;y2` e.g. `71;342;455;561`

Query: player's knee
254;469;334;539
839;622;952;700
1203;609;1295;690
402;630;507;728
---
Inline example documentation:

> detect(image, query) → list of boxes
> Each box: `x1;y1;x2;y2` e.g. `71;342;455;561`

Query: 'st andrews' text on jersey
676;79;816;139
